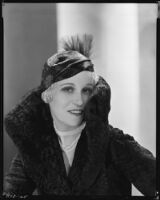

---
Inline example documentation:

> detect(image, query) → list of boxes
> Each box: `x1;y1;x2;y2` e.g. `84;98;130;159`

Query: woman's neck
53;121;86;147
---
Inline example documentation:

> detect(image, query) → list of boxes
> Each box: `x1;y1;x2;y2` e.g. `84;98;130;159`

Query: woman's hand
84;76;111;124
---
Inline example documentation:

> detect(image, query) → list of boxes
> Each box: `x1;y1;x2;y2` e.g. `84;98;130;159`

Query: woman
3;34;156;197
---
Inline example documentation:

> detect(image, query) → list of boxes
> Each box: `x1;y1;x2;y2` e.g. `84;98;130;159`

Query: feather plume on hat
41;34;95;95
60;34;93;58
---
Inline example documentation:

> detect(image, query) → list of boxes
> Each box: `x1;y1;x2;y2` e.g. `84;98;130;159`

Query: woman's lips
68;109;83;116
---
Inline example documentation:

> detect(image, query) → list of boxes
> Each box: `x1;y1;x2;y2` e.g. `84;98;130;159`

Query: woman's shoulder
5;87;44;123
4;87;49;141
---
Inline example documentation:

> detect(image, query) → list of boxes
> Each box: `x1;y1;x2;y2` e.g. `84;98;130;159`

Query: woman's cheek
83;94;91;105
58;93;71;107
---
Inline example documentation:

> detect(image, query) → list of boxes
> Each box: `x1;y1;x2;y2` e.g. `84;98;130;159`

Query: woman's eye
62;87;74;93
83;88;93;95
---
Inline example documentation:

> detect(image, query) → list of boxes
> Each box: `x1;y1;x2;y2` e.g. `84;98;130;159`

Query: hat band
42;60;94;89
53;60;94;82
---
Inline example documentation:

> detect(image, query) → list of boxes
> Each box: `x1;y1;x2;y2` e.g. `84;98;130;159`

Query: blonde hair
41;84;56;104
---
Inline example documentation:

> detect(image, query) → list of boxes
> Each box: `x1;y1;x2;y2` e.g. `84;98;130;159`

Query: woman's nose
74;92;83;106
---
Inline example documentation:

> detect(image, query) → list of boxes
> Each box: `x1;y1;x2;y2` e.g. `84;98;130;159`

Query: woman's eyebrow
59;83;94;87
59;83;74;86
85;83;94;87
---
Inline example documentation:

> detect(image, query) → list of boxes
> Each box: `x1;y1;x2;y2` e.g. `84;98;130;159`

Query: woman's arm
3;153;36;197
109;125;156;196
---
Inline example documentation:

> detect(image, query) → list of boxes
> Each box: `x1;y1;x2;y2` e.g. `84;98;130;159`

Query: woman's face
49;71;95;131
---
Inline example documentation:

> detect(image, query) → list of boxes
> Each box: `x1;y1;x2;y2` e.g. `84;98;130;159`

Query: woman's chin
63;120;83;130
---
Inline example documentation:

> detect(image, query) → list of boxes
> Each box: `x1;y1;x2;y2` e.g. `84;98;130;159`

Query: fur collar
4;77;111;195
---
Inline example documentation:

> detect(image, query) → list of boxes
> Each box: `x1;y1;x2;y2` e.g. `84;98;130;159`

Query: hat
41;34;94;90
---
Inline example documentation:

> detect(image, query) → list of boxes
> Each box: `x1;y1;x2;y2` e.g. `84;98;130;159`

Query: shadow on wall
138;4;156;155
3;3;57;175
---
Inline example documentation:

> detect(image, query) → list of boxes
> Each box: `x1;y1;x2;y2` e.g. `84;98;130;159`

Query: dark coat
3;77;156;197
